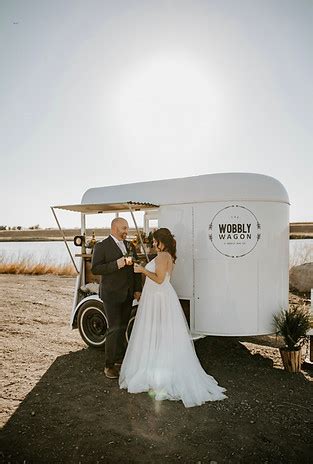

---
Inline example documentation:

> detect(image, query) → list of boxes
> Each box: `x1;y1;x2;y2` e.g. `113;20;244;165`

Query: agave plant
274;304;311;351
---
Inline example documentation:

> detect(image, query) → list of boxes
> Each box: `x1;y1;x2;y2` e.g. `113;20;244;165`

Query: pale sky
1;0;312;228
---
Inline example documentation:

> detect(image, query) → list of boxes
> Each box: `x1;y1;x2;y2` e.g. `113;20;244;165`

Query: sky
0;0;312;229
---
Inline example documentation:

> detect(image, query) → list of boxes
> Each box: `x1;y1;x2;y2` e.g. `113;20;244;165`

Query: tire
125;306;138;343
77;300;107;349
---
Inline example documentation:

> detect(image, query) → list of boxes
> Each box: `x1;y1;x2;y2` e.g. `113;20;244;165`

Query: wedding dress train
119;258;227;407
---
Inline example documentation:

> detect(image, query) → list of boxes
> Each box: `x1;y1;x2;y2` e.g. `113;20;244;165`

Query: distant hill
289;222;313;240
0;223;311;242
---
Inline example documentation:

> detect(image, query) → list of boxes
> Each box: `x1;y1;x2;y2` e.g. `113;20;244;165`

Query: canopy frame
52;201;159;214
50;201;159;271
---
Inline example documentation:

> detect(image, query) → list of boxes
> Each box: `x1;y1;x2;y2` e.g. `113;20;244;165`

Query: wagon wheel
77;300;107;349
125;306;138;343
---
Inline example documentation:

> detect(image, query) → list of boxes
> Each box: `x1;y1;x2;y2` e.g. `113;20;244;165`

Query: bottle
89;231;97;249
86;231;97;253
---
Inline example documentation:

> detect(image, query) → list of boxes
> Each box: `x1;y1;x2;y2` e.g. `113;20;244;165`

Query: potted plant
274;304;311;372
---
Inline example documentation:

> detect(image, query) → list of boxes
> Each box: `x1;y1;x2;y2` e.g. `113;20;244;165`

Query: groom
91;217;142;379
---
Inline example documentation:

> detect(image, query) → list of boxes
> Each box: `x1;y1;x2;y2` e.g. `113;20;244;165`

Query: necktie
118;240;127;255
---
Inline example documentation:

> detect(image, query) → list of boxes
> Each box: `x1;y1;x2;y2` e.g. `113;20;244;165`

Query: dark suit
91;235;142;368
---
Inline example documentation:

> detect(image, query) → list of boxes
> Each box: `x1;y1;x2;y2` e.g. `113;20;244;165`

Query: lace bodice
145;257;171;284
145;257;156;272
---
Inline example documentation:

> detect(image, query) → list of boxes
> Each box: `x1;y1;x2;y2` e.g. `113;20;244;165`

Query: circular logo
209;205;261;258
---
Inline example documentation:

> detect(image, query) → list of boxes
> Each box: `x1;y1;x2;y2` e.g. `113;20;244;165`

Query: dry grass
0;256;77;276
1;240;311;275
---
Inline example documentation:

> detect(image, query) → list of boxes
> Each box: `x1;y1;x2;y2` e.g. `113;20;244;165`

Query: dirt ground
0;274;312;464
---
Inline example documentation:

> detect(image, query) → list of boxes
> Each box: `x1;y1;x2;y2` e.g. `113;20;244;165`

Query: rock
289;262;313;293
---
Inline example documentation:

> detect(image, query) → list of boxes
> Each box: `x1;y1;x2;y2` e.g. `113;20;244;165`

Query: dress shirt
110;234;127;255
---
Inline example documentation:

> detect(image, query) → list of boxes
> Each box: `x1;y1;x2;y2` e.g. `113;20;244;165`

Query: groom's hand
134;292;141;301
117;257;126;269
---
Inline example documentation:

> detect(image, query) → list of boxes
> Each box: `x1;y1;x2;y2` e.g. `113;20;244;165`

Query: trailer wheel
125;306;138;343
77;300;107;349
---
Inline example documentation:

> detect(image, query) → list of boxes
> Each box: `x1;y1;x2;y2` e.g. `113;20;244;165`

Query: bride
119;228;227;408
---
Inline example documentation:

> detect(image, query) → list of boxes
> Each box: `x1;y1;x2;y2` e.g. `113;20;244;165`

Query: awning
51;201;159;214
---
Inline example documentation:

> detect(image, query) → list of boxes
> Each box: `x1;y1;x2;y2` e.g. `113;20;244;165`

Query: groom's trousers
102;294;133;368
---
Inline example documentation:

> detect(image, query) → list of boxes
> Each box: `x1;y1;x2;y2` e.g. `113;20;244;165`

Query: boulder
289;262;313;293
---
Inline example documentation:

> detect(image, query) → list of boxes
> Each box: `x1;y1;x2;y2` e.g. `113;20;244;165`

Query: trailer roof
81;173;290;206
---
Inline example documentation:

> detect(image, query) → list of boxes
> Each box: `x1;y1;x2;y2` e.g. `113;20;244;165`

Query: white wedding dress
119;258;227;408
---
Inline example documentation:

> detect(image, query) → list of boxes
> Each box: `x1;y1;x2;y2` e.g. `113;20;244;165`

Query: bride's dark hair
153;228;177;263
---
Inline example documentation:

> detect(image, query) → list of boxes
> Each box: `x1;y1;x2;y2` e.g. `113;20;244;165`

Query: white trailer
52;172;290;348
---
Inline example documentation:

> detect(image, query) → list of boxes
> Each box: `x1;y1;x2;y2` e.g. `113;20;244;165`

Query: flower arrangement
131;231;154;253
86;231;97;249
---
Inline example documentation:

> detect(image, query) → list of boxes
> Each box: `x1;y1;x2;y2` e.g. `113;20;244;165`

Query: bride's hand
134;263;144;273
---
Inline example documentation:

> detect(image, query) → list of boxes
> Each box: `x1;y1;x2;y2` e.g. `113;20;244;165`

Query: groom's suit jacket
91;235;142;303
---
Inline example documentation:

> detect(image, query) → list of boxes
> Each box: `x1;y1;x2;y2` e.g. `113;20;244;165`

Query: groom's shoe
114;363;122;373
104;366;119;379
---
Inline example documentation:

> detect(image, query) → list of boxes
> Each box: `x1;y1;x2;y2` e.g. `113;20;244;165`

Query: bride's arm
134;253;168;284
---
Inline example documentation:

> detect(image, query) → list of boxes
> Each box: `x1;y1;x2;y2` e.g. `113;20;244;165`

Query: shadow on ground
1;337;312;464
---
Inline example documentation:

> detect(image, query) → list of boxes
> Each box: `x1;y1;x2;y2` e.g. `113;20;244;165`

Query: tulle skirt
119;277;227;408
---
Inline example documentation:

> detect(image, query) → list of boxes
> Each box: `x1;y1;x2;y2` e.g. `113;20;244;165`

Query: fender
70;294;103;329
